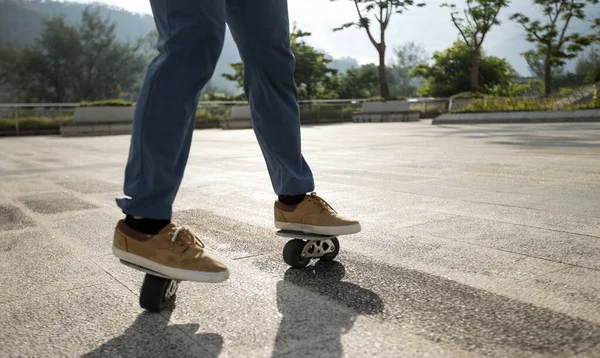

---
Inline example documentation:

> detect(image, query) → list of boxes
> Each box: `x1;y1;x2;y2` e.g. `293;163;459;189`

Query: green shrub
452;95;600;113
195;105;231;122
449;91;485;100
80;99;134;107
0;116;73;131
364;96;407;102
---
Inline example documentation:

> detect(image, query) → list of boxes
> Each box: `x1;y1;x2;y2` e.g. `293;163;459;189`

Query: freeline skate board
276;230;340;268
119;259;182;312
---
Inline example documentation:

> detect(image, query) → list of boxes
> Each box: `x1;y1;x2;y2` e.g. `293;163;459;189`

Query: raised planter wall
448;98;477;112
352;111;420;123
361;100;409;113
432;109;600;124
220;105;252;130
61;105;135;136
72;106;134;123
60;122;133;136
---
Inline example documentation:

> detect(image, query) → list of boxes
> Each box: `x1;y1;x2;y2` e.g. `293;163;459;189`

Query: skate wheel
283;239;311;268
139;274;180;312
320;237;340;261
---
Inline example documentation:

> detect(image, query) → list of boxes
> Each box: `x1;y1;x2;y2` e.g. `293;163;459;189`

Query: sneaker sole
112;246;229;283
274;221;361;236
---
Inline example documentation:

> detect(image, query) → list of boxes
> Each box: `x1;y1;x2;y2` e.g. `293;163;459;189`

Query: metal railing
0;98;450;136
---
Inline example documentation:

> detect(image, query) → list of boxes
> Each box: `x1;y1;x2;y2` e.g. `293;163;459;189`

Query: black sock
125;215;170;235
278;194;306;206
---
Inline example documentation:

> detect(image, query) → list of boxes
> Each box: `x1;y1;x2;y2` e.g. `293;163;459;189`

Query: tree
0;42;48;102
334;64;380;99
511;0;600;95
332;0;425;99
412;40;519;97
222;25;338;100
387;41;428;97
289;27;338;99
77;7;147;100
0;6;148;102
442;0;510;92
35;15;82;102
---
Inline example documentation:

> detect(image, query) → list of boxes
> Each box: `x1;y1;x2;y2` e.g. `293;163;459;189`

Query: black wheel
139;274;179;312
283;239;311;268
320;237;340;261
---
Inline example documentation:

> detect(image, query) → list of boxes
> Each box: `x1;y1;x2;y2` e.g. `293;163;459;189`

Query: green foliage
222;24;338;100
333;64;379;99
203;91;247;102
412;41;519;97
0;115;72;131
195;106;231;122
0;6;148;103
364;96;407;102
484;79;544;97
79;99;133;107
452;85;600;113
511;0;600;95
387;41;428;97
442;0;510;47
221;63;245;91
450;91;486;99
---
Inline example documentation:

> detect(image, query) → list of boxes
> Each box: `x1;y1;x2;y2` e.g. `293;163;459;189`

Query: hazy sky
65;0;597;74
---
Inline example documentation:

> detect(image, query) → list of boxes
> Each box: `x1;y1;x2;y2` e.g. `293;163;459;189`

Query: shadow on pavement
82;305;223;357
272;261;384;358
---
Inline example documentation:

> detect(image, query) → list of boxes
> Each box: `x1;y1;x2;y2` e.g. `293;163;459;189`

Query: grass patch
300;104;358;120
450;91;486;100
452;96;600;113
80;99;134;107
0;116;73;131
196;106;230;122
364;96;407;102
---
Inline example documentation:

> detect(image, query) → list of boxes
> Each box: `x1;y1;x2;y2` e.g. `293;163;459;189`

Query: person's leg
112;0;229;283
225;0;314;199
116;0;227;221
225;0;360;236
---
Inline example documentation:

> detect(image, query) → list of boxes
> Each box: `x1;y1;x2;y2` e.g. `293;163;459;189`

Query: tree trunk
470;49;480;92
544;60;552;96
378;47;390;99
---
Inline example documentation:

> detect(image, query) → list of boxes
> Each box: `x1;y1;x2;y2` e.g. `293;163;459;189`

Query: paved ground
1;120;600;357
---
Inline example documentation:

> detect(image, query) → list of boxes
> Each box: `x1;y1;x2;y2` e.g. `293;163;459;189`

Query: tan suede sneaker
112;220;229;283
274;192;361;236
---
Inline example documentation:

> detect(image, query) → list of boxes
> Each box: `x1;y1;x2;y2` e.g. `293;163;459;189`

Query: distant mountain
0;0;364;94
0;0;244;92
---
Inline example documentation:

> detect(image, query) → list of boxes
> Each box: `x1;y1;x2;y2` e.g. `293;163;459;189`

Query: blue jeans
116;0;315;220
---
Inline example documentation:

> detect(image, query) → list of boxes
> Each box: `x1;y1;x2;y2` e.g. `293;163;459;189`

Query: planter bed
352;110;420;123
432;109;600;124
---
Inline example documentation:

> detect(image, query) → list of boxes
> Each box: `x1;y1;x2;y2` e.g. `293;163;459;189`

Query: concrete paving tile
349;230;568;291
18;191;99;214
56;178;122;194
49;210;122;257
570;344;600;358
411;198;600;237
530;195;600;218
0;177;64;195
0;282;214;358
2;122;600;357
404;216;600;269
504;267;600;324
160;257;467;358
171;208;278;258
253;254;600;357
0;204;36;231
0;230;113;303
0;156;40;174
